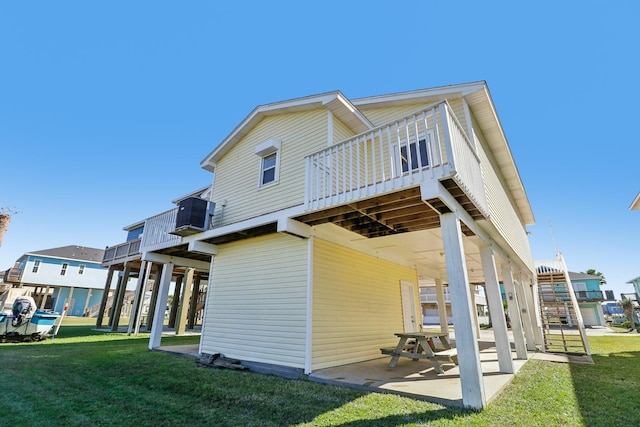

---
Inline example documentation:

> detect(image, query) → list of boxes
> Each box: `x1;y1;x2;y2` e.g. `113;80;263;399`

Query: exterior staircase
536;255;591;355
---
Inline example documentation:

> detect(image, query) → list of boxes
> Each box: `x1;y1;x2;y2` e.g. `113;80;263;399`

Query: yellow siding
201;233;308;368
333;116;354;143
311;238;419;370
359;103;431;127
212;110;328;225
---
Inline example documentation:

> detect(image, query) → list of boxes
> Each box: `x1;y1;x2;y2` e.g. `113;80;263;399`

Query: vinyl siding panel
212;110;328;225
311;238;419;370
476;135;534;267
332;116;355;143
201;233;308;368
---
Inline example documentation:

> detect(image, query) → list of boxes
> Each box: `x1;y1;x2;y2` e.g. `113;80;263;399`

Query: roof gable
200;91;373;172
26;245;105;263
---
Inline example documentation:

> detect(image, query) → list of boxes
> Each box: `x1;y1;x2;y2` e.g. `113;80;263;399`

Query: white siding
212;110;328;225
201;233;308;368
20;257;108;289
311;238;419;370
333;116;354;143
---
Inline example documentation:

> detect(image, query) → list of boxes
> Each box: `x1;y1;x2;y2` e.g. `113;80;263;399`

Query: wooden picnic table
380;331;455;374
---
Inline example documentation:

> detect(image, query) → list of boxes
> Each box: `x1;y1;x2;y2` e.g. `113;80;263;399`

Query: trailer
0;296;60;343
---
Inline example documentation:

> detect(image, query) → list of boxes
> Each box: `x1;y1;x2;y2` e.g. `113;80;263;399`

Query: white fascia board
141;252;211;271
351;81;485;108
184;204;307;244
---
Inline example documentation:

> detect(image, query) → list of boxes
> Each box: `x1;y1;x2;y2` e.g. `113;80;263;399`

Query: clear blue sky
1;2;638;299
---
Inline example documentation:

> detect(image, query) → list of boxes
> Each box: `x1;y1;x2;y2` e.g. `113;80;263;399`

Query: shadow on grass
0;325;473;426
570;339;640;427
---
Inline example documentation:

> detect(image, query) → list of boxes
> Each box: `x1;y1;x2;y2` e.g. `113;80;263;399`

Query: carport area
309;329;533;408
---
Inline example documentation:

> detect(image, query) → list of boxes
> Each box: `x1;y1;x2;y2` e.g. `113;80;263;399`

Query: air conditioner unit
171;197;216;236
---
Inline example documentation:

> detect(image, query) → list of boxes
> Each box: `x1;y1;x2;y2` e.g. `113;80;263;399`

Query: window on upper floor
78;264;85;275
32;259;41;273
260;152;279;186
254;138;281;188
60;263;68;276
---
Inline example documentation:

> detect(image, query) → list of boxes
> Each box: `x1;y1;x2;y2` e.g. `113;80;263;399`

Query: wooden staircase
536;255;590;355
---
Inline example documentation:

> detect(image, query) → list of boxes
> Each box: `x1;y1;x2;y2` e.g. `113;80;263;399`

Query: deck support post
187;272;202;329
504;264;530;357
169;274;184;328
176;268;195;335
96;266;116;328
515;270;536;351
480;244;514;373
128;261;148;335
149;262;174;349
111;263;131;331
441;213;486;410
435;278;448;336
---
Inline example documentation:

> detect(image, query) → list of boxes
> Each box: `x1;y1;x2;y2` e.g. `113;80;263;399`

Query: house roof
630;192;640;210
568;271;602;281
200;91;374;172
25;245;105;263
352;81;534;226
199;82;534;226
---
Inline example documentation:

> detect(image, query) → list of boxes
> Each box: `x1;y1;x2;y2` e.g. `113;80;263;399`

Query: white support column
149;262;174;350
469;285;480;338
502;264;527;360
435;278;448;336
83;289;92;317
441;213;486;410
513;269;537;351
128;261;147;335
479;245;514;374
135;262;154;336
527;274;545;347
39;286;50;309
175;267;195;335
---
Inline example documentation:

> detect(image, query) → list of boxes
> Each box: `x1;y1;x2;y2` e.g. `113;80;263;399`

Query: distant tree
619;298;636;332
0;207;19;247
582;268;607;286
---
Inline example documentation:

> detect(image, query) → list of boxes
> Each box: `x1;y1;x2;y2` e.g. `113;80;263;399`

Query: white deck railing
140;207;182;252
304;100;488;216
103;238;141;264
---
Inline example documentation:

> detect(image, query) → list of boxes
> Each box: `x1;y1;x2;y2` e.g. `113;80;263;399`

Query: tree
619;298;636;332
582;268;607;286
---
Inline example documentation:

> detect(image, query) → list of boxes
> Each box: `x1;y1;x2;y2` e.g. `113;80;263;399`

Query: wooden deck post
441;213;486;410
175;268;195;335
95;266;115;328
502;264;528;359
480;245;514;373
146;265;161;330
111;263;131;331
149;262;174;349
187;272;202;330
168;274;184;328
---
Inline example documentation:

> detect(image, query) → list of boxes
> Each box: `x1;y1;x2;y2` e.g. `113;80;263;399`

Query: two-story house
3;245;115;316
103;82;541;409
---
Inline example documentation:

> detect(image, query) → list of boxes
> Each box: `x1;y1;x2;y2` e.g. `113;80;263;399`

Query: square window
78;264;85;275
60;263;68;276
32;260;41;273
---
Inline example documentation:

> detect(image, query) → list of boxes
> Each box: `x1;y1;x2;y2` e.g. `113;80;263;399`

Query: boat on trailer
0;296;60;343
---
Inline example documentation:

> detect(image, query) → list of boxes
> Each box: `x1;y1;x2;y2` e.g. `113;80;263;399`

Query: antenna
548;219;559;257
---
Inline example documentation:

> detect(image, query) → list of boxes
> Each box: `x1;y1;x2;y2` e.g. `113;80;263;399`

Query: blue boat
0;296;60;343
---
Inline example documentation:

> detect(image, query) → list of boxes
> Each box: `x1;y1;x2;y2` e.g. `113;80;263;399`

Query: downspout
304;236;314;374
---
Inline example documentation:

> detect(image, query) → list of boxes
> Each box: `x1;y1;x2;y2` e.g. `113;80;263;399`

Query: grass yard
0;320;638;426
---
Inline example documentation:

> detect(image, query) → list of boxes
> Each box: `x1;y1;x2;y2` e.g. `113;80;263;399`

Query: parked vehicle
0;296;60;342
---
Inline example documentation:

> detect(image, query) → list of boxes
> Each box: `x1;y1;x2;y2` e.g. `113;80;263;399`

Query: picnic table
380;331;457;374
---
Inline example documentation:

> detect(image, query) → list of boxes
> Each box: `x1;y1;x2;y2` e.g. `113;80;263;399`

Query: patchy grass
0;326;639;426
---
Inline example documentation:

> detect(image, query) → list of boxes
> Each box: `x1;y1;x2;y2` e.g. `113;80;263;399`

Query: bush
620;321;631;329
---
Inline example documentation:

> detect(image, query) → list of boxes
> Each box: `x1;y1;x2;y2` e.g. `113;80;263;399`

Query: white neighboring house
3;245;119;316
420;284;488;326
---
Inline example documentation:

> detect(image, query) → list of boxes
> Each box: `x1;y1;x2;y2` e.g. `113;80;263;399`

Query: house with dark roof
3;245;118;316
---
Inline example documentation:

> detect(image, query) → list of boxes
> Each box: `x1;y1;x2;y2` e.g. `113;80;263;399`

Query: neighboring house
103;81;542;410
567;271;608;327
625;276;640;302
420;284;488;326
3;245;116;316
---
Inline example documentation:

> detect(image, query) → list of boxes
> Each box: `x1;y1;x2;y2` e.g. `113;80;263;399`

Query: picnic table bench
380;331;458;374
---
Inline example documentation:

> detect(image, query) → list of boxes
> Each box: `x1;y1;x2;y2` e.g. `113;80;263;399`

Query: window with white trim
255;138;281;188
260;152;279;186
78;264;85;275
32;259;41;273
60;263;68;276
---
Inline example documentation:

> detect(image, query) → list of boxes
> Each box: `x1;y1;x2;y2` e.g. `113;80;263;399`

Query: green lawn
0;320;638;426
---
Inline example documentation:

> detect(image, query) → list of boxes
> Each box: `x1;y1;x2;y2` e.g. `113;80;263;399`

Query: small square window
60;263;68;276
32;260;41;273
78;265;85;275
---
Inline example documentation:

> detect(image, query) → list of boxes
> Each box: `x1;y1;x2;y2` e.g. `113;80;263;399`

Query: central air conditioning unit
171;197;216;237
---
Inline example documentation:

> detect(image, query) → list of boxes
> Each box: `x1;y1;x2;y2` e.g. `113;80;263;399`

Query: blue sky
1;1;638;298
